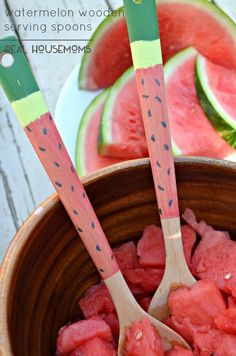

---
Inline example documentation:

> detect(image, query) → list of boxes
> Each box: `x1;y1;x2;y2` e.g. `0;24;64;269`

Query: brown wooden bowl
1;157;236;356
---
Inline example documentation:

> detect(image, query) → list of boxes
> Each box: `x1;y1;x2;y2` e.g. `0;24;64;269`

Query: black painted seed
73;210;78;215
161;121;167;128
156;160;161;167
159;209;163;215
155;79;161;86
58;143;62;150
54;162;60;167
158;185;164;191
167;168;171;176
111;254;114;260
78;227;83;233
42;128;47;135
142;94;149;99
71;185;75;192
164;144;169;151
39;146;46;152
100;268;105;273
168;200;173;207
26;126;32;132
96;244;101;252
141;78;144;85
91;222;95;229
155;96;162;103
55;181;62;188
148;109;152;118
151;134;156;142
82;191;86;198
71;166;75;173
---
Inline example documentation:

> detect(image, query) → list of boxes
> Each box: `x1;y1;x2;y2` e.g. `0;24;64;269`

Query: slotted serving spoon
123;0;196;321
0;36;190;354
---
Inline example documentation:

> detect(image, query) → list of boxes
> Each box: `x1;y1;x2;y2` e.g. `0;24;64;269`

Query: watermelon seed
168;200;173;207
155;79;160;86
141;78;144;85
71;166;75;173
224;273;231;280
58;143;62;150
73;210;78;215
155;96;162;103
136;332;143;340
96;244;101;252
26;126;32;132
161;121;167;128
55;181;62;188
54;162;60;167
156;160;161;167
82;191;86;198
159;209;163;215
100;268;104;273
42;128;47;135
164;144;169;151
148;109;152;117
39;146;46;152
142;94;149;99
111;254;114;260
71;185;75;192
77;227;83;233
151;134;156;142
158;185;164;191
91;222;95;229
167;168;171;175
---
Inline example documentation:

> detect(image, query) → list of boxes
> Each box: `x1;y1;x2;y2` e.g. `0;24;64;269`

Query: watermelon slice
195;53;236;147
137;224;196;268
79;1;236;90
99;67;148;159
124;317;164;356
56;317;113;355
215;308;236;334
75;91;122;176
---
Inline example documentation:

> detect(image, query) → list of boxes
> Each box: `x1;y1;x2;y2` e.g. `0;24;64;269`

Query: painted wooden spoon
0;36;190;353
123;0;196;321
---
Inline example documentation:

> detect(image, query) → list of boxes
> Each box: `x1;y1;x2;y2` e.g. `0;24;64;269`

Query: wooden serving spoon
123;0;196;321
0;36;190;353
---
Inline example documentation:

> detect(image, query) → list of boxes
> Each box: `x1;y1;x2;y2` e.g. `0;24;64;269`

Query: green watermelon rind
79;7;125;90
75;90;108;176
79;0;236;90
99;66;134;155
195;54;236;148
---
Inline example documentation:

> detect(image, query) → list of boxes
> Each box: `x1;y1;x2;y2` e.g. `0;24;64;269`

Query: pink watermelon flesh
99;312;119;343
81;1;236;90
113;241;139;273
168;280;226;335
70;337;116;356
228;296;236;309
165;345;193;356
80;95;122;175
215;308;236;335
123;268;164;295
205;57;236;120
138;296;152;312
56;317;113;355
194;329;236;355
79;283;114;318
124;317;164;356
137;225;196;268
166;49;234;158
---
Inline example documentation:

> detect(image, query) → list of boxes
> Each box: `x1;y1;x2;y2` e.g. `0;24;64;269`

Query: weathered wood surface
0;0;122;261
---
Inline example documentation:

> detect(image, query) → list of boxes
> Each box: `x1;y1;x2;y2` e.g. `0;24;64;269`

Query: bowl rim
1;156;236;354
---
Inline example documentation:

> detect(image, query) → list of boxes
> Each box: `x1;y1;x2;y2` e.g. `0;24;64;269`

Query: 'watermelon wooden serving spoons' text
123;0;196;321
0;36;190;354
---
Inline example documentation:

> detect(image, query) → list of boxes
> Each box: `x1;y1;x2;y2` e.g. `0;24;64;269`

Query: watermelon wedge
79;0;236;90
75;91;123;175
195;54;236;148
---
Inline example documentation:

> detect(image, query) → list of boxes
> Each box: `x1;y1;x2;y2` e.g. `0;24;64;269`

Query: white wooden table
0;0;123;261
0;0;234;262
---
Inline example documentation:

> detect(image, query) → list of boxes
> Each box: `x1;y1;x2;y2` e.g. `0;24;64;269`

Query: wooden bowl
1;157;236;356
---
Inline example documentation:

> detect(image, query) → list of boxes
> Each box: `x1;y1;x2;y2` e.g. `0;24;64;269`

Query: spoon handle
0;36;119;280
123;0;179;220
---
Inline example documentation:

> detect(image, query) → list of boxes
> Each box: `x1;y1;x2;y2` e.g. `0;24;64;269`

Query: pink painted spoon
123;0;196;321
0;36;190;353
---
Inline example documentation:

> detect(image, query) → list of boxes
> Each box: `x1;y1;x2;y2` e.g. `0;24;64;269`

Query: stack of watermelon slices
56;210;236;355
75;0;236;176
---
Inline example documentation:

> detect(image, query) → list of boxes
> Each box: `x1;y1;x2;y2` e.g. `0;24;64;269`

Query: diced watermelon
138;297;152;312
168;280;226;328
100;312;119;343
124;317;164;356
214;308;236;335
124;268;164;294
70;337;116;356
113;241;139;272
228;296;236;309
165;345;193;355
194;329;236;355
137;225;196;268
56;318;113;356
79;283;114;318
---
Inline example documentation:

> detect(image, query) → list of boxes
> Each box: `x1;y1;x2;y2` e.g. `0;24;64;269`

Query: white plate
55;64;101;165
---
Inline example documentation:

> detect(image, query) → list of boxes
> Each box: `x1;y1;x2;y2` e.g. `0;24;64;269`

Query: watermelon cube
168;280;226;328
56;317;113;356
194;329;236;355
79;283;114;318
113;241;139;272
100;312;119;343
165;345;193;355
124;317;164;356
70;337;116;356
124;268;164;294
164;317;199;344
214;308;236;335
